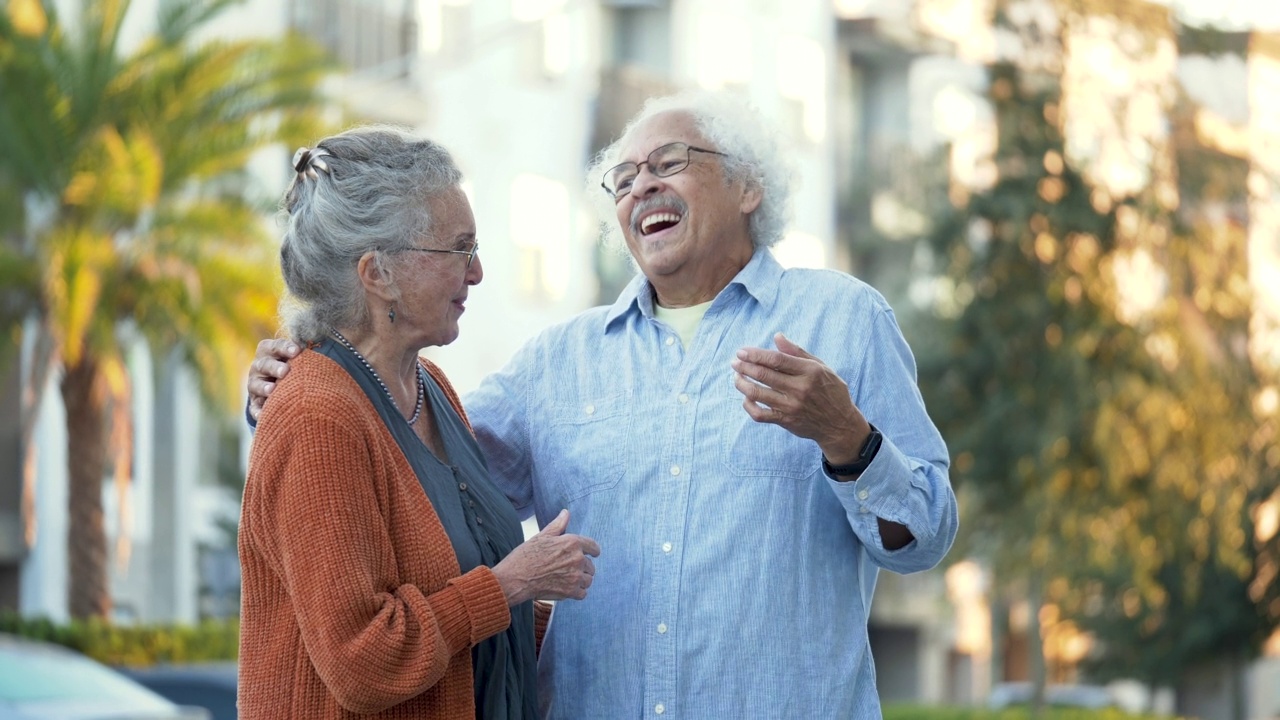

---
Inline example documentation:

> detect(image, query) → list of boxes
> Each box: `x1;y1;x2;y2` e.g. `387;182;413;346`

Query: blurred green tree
913;3;1279;716
0;0;332;619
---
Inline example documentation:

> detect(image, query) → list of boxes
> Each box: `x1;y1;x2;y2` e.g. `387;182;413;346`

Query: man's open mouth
640;212;683;236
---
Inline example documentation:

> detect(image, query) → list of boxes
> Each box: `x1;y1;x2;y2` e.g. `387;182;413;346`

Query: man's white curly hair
585;90;796;253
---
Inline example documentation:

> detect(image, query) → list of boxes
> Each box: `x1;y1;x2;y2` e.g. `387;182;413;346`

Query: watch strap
822;424;882;478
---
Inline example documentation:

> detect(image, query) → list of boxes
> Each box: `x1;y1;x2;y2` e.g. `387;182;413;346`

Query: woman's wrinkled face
397;186;482;348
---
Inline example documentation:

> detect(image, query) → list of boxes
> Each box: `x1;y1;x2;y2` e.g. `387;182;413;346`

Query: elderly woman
238;126;600;720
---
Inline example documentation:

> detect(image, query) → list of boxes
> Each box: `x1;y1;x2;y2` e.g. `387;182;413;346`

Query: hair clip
291;146;332;180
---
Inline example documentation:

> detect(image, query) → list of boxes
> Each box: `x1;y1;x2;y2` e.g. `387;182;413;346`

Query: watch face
824;427;882;478
859;428;883;461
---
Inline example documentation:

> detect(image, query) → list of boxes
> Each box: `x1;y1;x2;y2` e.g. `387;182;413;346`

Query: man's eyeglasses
601;142;728;200
399;241;479;269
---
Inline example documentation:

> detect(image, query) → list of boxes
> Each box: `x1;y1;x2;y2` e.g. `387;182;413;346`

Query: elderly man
249;91;957;718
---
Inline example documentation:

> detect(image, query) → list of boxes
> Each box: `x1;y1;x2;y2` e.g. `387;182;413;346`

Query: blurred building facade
9;0;1279;713
284;0;971;705
0;0;973;705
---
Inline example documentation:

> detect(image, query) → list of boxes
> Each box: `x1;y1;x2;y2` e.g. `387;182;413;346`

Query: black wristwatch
822;424;883;479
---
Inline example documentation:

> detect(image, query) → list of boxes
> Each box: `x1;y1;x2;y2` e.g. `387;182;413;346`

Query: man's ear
740;182;763;215
357;251;397;303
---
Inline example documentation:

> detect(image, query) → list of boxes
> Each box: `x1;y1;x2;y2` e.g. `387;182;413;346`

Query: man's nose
629;163;664;198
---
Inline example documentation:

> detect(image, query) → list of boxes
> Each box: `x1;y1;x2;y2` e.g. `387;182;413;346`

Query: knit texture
239;350;512;719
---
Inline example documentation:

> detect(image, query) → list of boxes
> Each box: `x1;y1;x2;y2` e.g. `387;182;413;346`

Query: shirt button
655;704;665;715
657;622;668;634
665;337;675;346
670;465;681;476
476;517;484;525
459;483;468;491
585;404;595;415
857;489;869;500
662;542;673;553
469;500;475;508
859;506;870;514
677;393;689;404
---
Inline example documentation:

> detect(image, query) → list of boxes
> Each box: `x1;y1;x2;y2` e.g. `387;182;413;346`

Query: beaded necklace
330;329;424;426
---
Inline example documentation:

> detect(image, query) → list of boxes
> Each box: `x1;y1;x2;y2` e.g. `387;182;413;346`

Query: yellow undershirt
653;299;713;349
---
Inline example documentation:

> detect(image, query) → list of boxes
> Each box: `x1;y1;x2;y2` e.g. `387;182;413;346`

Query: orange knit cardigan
239;350;531;719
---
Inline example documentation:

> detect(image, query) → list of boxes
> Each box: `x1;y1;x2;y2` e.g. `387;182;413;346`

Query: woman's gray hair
585;90;795;253
278;125;463;342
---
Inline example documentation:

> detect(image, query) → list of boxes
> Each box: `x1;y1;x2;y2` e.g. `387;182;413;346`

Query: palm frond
61;126;163;227
43;225;120;366
154;0;243;47
0;244;41;328
111;35;335;187
4;0;333;403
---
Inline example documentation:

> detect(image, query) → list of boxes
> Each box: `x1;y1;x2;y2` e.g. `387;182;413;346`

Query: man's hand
730;332;869;465
733;333;914;549
248;338;302;421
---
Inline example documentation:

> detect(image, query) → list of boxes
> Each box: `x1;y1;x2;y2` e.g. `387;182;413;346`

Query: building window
611;4;671;78
776;34;827;143
291;0;418;73
510;174;571;302
772;231;827;269
511;0;572;79
695;11;752;90
417;0;472;63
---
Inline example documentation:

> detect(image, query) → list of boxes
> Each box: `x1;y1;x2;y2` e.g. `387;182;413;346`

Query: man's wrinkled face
612;111;758;287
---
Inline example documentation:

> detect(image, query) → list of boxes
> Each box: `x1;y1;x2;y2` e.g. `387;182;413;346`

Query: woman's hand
492;510;601;605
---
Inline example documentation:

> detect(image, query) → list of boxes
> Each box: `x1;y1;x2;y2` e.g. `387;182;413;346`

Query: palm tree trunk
61;357;111;619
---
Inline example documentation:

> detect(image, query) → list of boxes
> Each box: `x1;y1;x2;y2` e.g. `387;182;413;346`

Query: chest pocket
543;394;630;501
717;382;820;480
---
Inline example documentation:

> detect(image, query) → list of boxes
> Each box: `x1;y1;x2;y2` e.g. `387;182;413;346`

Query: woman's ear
357;251;397;303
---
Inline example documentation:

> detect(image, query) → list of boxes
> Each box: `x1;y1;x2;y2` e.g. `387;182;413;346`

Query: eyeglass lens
606;143;692;196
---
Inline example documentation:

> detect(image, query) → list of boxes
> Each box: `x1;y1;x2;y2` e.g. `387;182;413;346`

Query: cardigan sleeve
533;601;553;657
247;394;510;714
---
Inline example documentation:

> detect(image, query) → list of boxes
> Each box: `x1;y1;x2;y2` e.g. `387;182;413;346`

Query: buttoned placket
452;466;489;538
640;298;743;719
642;316;696;718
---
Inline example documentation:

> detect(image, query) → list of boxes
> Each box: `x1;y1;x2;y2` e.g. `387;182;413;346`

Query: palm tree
0;0;333;618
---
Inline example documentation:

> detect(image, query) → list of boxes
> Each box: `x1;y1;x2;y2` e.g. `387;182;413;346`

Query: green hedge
0;612;238;667
885;706;1183;720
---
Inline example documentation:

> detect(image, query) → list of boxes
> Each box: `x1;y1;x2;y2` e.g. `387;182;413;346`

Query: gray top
318;338;536;720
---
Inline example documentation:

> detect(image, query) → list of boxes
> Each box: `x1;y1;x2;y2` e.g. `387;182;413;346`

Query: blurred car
0;633;209;719
989;681;1118;709
121;663;237;720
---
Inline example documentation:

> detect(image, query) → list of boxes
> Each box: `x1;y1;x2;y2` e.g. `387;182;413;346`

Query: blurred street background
2;0;1280;717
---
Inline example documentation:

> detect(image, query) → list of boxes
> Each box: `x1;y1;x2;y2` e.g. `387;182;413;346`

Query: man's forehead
620;110;704;157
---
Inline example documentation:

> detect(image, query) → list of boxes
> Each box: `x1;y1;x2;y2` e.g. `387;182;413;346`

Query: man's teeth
641;213;681;234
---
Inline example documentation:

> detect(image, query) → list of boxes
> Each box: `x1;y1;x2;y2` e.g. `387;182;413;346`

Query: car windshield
0;642;172;709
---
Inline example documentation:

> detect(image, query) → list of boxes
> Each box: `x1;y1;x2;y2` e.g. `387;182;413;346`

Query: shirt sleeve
825;305;959;574
464;336;539;520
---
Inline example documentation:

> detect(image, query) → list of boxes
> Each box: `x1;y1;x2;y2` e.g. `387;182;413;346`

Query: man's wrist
819;421;871;466
822;424;882;480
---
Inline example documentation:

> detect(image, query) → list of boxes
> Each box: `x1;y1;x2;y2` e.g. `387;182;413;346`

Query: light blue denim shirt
466;249;958;719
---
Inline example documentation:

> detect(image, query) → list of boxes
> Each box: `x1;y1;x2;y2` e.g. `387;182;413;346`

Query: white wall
19;374;68;622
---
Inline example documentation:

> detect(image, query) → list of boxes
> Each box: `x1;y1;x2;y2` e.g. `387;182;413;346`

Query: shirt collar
603;249;783;332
